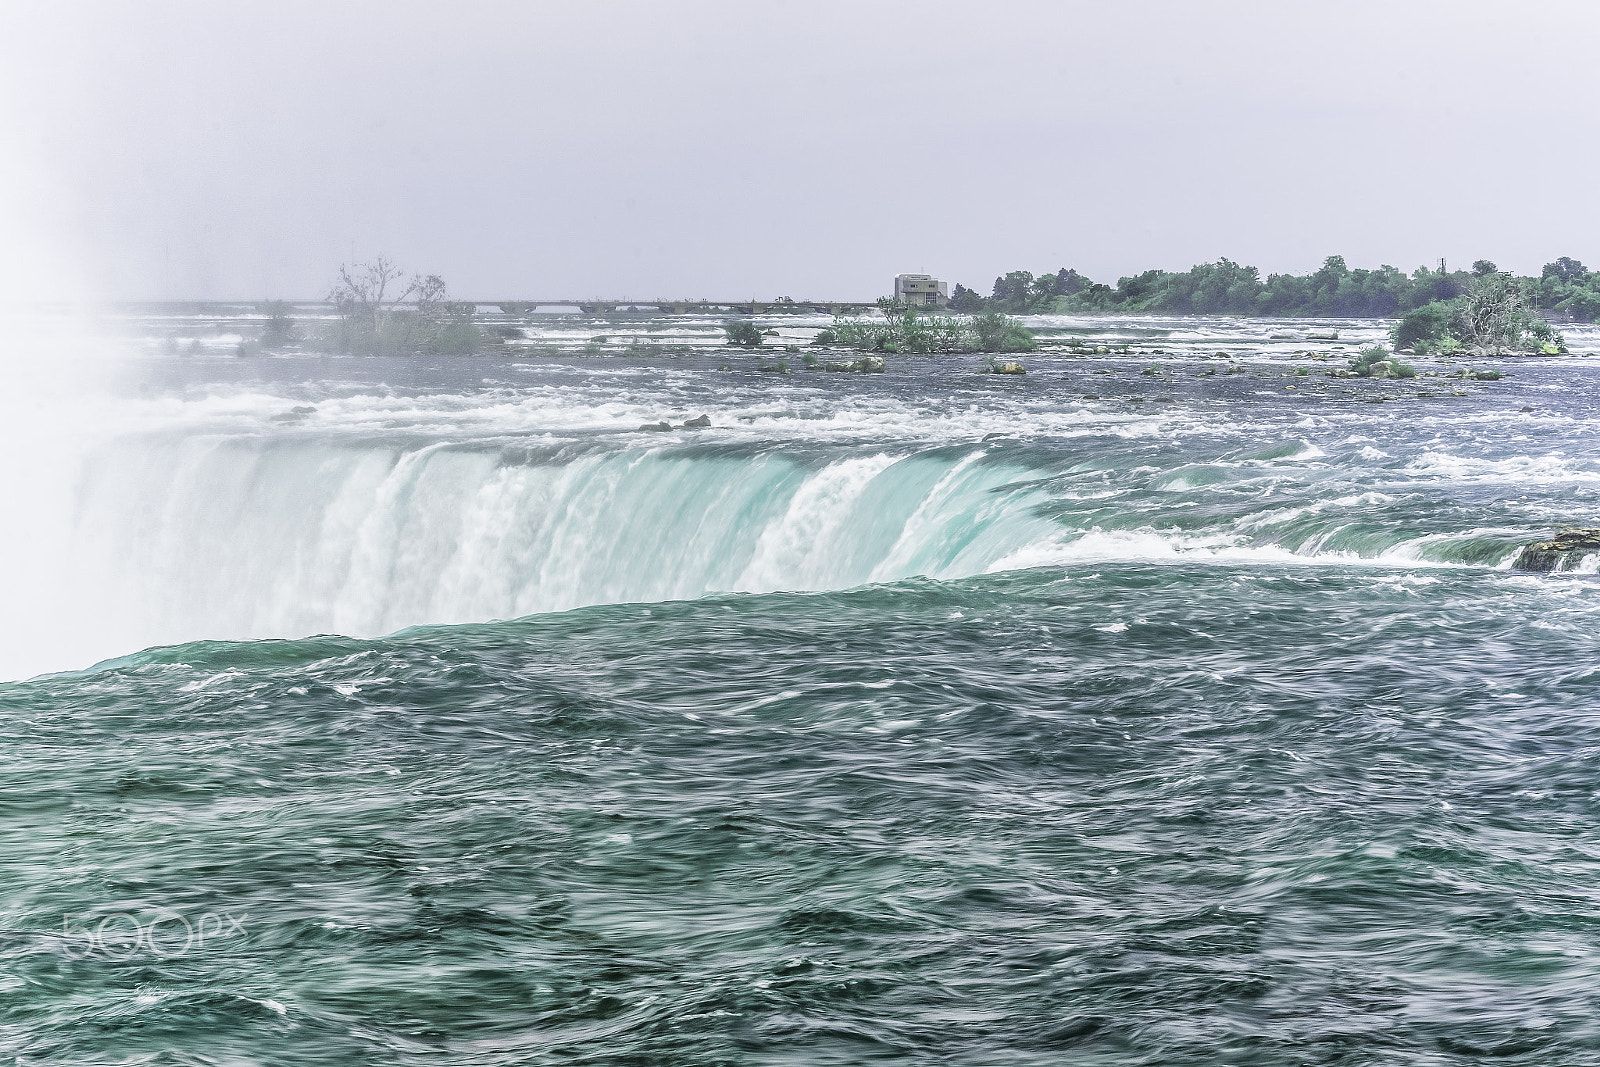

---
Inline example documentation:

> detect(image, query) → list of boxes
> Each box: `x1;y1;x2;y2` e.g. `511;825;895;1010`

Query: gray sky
3;0;1598;301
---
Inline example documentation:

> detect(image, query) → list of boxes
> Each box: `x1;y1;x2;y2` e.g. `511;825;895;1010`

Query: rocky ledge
638;414;712;432
821;356;886;373
1511;528;1600;573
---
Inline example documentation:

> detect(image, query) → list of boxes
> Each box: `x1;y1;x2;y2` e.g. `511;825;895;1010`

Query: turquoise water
3;311;1600;1063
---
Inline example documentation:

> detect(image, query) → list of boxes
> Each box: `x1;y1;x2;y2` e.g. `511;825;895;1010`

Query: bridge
485;299;881;316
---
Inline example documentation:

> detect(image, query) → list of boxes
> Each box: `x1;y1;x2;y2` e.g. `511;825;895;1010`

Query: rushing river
4;308;1600;1064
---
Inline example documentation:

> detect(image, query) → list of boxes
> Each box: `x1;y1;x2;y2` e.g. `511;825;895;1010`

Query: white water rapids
2;305;1597;678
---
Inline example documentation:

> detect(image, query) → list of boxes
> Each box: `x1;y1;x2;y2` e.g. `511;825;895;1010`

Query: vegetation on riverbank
955;255;1600;322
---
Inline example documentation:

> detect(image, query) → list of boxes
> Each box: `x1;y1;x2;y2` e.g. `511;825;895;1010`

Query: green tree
1543;257;1587;284
949;283;985;312
1051;268;1086;296
1391;301;1460;352
990;271;1037;312
724;320;763;347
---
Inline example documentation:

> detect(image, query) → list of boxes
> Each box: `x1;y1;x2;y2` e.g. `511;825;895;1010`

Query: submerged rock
1512;528;1600;573
638;420;673;432
1307;329;1339;341
681;414;711;429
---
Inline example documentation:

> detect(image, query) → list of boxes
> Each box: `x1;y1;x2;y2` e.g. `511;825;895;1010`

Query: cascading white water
61;434;1060;665
9;306;1594;681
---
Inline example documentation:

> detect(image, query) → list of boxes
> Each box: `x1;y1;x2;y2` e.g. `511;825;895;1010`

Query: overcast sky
2;0;1598;301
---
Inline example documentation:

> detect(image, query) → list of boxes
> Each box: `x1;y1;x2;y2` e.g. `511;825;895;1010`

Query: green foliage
1392;282;1563;356
980;269;1086;313
1543;256;1587;284
1533;257;1600;322
989;271;1036;312
945;253;1583;319
1391;300;1460;353
1558;289;1600;321
825;318;881;351
810;327;837;345
1457;274;1560;354
948;283;985;313
724;320;763;347
972;311;1038;353
1526;317;1561;351
1348;346;1416;379
828;303;998;354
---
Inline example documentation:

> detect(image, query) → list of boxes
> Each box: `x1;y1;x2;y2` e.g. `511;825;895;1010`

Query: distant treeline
950;256;1600;320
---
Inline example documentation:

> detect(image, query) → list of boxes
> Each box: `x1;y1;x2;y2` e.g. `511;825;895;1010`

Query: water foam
51;437;1060;669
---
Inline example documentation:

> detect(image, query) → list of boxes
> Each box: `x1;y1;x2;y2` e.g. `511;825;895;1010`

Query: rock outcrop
822;356;886;373
682;414;711;429
1512;528;1600;572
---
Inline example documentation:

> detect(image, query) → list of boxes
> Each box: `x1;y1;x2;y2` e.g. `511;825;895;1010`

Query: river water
3;308;1600;1064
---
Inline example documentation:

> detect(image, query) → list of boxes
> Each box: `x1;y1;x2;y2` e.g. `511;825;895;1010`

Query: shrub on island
972;311;1038;353
816;303;1037;355
724;320;764;347
322;258;489;356
1391;275;1563;356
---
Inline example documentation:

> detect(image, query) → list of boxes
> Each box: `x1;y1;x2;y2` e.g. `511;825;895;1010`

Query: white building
894;273;949;308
